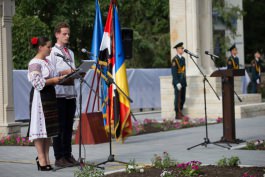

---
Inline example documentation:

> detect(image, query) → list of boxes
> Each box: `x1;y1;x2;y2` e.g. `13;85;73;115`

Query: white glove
176;83;182;91
256;79;260;84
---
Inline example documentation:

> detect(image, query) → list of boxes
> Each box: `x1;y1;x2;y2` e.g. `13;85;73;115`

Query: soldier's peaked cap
228;44;236;51
173;42;184;49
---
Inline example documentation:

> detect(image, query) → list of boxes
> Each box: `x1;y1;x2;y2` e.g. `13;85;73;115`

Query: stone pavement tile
0;115;264;177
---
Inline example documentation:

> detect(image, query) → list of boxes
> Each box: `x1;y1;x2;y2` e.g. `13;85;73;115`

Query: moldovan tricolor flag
99;1;132;142
113;4;132;142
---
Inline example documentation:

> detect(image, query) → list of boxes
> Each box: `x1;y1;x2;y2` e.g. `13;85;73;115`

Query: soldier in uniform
171;42;187;120
250;50;262;93
227;44;239;69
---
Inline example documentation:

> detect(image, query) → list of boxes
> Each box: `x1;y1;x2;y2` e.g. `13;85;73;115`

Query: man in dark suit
251;50;262;93
227;44;239;69
171;42;187;120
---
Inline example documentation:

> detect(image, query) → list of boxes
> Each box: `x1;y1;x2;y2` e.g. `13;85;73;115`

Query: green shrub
151;152;176;169
74;164;104;177
217;156;240;167
125;159;138;174
246;142;256;150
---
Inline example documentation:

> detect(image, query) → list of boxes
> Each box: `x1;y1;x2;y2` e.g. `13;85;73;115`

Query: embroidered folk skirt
28;85;59;140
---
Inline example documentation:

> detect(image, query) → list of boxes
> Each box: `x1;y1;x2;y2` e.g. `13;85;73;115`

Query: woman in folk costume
27;37;65;171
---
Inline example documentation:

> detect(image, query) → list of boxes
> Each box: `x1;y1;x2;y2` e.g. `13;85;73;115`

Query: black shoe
36;161;52;171
46;165;53;170
66;155;79;165
55;157;73;167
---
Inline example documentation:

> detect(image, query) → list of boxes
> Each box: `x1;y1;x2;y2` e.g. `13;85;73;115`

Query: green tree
13;0;95;69
12;15;50;69
212;0;245;67
118;1;170;68
13;0;170;69
243;0;265;63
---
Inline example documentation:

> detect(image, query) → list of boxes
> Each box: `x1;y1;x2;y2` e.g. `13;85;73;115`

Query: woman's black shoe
36;157;52;171
46;165;53;170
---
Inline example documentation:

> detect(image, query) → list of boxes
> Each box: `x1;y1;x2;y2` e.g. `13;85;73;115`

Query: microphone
81;48;98;59
205;51;219;59
54;52;68;61
184;49;199;58
81;48;94;56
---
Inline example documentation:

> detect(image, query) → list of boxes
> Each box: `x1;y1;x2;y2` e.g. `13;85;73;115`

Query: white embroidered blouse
28;58;57;89
27;58;57;141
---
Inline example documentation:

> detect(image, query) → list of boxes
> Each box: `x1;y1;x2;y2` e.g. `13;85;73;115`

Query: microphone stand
60;58;101;98
186;54;230;150
53;57;102;171
94;62;133;168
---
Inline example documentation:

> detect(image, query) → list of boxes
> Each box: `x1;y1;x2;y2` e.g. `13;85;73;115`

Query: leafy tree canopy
12;0;170;69
243;0;265;63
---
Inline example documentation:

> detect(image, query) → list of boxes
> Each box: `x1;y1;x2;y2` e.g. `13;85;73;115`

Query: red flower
31;37;38;45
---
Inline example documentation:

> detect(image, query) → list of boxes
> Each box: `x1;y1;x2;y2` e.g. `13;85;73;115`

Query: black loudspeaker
121;28;133;59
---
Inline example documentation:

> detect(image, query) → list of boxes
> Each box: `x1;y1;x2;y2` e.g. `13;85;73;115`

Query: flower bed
75;153;265;177
0;135;33;146
105;154;264;177
132;117;222;136
241;140;265;151
105;166;264;177
1;116;221;146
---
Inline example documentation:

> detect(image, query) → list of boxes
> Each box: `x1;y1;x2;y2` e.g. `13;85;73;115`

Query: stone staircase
160;75;265;119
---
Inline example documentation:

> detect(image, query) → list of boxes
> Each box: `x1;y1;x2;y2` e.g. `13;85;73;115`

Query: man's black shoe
55;157;72;167
66;155;79;165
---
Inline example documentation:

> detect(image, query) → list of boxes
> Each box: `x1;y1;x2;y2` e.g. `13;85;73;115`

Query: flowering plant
162;119;177;130
152;152;176;169
31;37;38;45
131;116;222;136
216;117;223;123
126;159;138;174
160;170;174;177
125;159;144;174
241;172;257;177
217;156;240;167
74;164;104;177
132;121;144;134
176;160;202;176
0;135;33;146
143;118;157;125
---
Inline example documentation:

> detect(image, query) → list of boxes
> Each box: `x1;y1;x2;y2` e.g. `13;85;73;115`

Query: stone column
0;0;20;137
169;0;200;76
198;0;215;74
170;0;214;75
225;0;245;66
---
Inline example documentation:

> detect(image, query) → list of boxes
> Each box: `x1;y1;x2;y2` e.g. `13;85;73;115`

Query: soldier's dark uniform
171;42;187;119
250;58;261;93
227;44;239;70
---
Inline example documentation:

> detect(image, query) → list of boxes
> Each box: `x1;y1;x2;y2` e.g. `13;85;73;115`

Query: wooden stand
210;69;245;142
75;112;108;144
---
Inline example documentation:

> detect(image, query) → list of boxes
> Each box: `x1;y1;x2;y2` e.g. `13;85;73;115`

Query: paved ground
0;113;265;177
